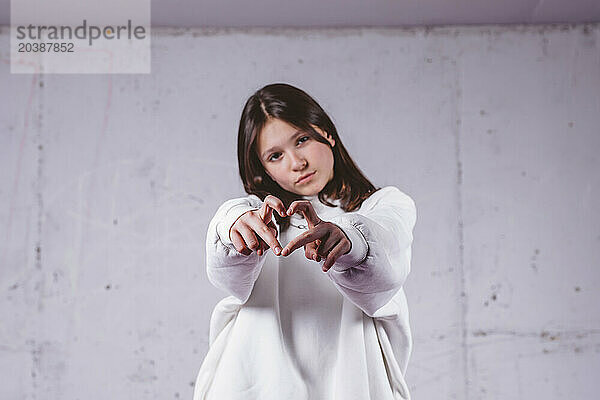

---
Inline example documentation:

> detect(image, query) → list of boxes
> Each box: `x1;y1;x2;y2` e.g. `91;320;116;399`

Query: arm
327;186;417;317
205;195;265;303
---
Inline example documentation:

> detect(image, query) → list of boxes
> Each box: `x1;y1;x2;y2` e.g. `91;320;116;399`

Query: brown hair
237;83;378;229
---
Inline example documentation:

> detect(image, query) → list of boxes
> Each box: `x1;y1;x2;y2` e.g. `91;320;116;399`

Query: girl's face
257;118;335;197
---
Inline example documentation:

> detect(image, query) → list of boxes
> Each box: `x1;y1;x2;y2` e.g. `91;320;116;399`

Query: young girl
193;83;417;400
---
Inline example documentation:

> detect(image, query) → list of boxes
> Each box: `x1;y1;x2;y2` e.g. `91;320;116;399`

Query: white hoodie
193;186;417;400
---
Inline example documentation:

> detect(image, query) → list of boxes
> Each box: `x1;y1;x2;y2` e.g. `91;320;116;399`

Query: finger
317;234;339;258
322;241;351;272
257;240;268;256
263;195;287;218
304;241;314;259
259;201;273;223
257;236;270;256
266;220;278;236
304;240;320;261
231;230;252;256
281;226;324;256
246;217;282;255
256;238;266;256
257;222;277;257
237;224;261;251
231;229;246;253
287;201;321;228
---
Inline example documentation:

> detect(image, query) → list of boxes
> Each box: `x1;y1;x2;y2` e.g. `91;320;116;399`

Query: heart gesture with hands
281;200;352;272
230;195;352;272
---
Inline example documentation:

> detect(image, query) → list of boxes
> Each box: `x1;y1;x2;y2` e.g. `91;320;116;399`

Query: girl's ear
312;125;335;147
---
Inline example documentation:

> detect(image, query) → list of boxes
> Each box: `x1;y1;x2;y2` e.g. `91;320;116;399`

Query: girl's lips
296;171;315;184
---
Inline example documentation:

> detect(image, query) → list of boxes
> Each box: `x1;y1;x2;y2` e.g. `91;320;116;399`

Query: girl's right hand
229;195;287;257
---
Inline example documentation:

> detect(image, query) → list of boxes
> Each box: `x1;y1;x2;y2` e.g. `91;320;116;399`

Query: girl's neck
301;193;319;201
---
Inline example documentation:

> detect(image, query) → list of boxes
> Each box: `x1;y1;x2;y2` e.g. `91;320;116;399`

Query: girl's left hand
280;200;352;272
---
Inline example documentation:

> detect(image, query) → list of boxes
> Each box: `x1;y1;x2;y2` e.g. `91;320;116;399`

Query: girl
193;83;417;400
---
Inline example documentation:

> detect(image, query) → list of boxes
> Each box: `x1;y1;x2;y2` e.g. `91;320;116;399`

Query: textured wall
0;23;599;399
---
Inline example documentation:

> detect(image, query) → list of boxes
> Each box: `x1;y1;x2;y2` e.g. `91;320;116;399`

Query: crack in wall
451;50;469;400
32;70;45;397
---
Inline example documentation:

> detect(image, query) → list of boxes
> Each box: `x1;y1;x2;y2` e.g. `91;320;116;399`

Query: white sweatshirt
193;186;417;400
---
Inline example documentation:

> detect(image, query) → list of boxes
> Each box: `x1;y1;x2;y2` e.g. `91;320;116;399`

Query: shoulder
362;186;416;211
215;193;262;214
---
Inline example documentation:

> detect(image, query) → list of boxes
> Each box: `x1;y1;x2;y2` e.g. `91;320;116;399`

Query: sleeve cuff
216;204;259;247
330;219;369;271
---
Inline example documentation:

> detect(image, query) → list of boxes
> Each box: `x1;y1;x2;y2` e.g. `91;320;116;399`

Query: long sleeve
327;186;417;317
205;194;266;303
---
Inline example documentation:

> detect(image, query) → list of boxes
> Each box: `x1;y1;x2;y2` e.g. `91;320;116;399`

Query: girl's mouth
296;171;316;184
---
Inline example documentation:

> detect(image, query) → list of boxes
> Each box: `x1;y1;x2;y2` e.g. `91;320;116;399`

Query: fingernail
312;255;317;261
275;247;282;256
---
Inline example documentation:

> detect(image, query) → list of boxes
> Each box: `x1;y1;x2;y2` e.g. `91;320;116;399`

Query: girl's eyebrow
261;130;304;159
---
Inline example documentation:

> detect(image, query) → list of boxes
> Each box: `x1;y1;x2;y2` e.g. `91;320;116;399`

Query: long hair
237;83;378;228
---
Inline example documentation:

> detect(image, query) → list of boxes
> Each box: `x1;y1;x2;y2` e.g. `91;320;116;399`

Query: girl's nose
290;153;308;171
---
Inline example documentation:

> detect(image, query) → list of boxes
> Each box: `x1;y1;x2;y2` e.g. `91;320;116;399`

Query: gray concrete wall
1;23;599;399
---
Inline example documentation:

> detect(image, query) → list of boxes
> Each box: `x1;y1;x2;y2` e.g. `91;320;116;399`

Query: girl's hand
280;200;352;272
229;195;287;256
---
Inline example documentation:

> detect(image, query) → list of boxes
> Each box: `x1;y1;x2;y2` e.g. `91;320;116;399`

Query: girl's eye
269;152;282;161
297;136;310;145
